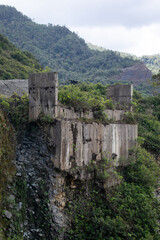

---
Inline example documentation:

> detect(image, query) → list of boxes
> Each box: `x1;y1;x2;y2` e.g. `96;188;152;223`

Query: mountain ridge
0;5;153;94
87;42;160;74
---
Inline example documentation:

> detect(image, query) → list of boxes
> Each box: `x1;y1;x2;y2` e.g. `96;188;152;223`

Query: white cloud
2;0;160;27
71;24;160;56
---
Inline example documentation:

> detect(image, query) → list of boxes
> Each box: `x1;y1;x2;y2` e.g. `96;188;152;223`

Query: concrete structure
107;84;133;110
46;121;137;170
29;72;58;121
0;79;28;97
28;73;137;170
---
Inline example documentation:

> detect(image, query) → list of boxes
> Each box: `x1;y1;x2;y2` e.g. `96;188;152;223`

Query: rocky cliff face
0;119;69;239
15;123;68;240
119;63;152;84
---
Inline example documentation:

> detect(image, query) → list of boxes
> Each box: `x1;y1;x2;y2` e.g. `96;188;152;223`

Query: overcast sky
1;0;160;56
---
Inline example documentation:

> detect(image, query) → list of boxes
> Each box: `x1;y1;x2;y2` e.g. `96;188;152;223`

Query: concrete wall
46;121;138;170
0;79;28;97
107;84;133;110
29;72;58;121
28;73;137;170
57;105;93;119
28;74;128;121
104;109;125;121
57;107;125;121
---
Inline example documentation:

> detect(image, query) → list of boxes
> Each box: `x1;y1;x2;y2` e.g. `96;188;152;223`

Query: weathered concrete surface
107;84;133;110
0;79;28;96
0;78;125;122
29;73;58;120
58;107;125;121
57;105;93;119
28;73;138;171
46;121;138;170
28;73;128;121
104;109;125;121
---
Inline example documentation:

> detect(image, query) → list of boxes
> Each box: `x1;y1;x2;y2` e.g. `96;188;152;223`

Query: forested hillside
141;55;160;74
0;5;145;86
0;33;41;80
88;42;160;75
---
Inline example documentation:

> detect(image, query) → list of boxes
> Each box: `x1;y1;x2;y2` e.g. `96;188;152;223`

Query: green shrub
65;147;160;240
0;94;29;130
58;83;114;123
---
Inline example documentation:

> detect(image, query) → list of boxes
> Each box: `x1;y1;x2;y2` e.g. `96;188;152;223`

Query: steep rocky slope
120;63;152;83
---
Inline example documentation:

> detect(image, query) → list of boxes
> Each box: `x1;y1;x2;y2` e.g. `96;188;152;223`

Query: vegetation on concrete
59;83;114;122
58;83;107;110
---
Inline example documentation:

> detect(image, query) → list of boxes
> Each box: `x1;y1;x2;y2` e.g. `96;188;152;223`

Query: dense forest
0;5;142;86
0;33;41;79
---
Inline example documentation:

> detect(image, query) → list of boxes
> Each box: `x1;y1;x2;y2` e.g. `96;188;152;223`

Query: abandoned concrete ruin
29;72;138;171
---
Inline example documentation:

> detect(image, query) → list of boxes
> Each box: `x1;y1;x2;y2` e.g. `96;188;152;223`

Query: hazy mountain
87;42;160;74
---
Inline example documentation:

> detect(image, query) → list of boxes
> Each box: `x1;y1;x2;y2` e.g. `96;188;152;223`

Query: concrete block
107;84;133;110
29;72;58;121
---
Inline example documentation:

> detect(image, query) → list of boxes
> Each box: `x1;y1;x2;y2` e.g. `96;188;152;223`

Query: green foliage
132;92;160;153
141;54;160;74
152;70;160;95
0;94;29;130
65;147;160;240
59;83;113;122
0;33;41;80
59;83;109;111
122;112;136;124
40;66;52;73
38;112;55;123
123;147;159;188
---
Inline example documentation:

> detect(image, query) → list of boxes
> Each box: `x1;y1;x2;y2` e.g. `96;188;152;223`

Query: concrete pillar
29;72;58;121
107;84;133;110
